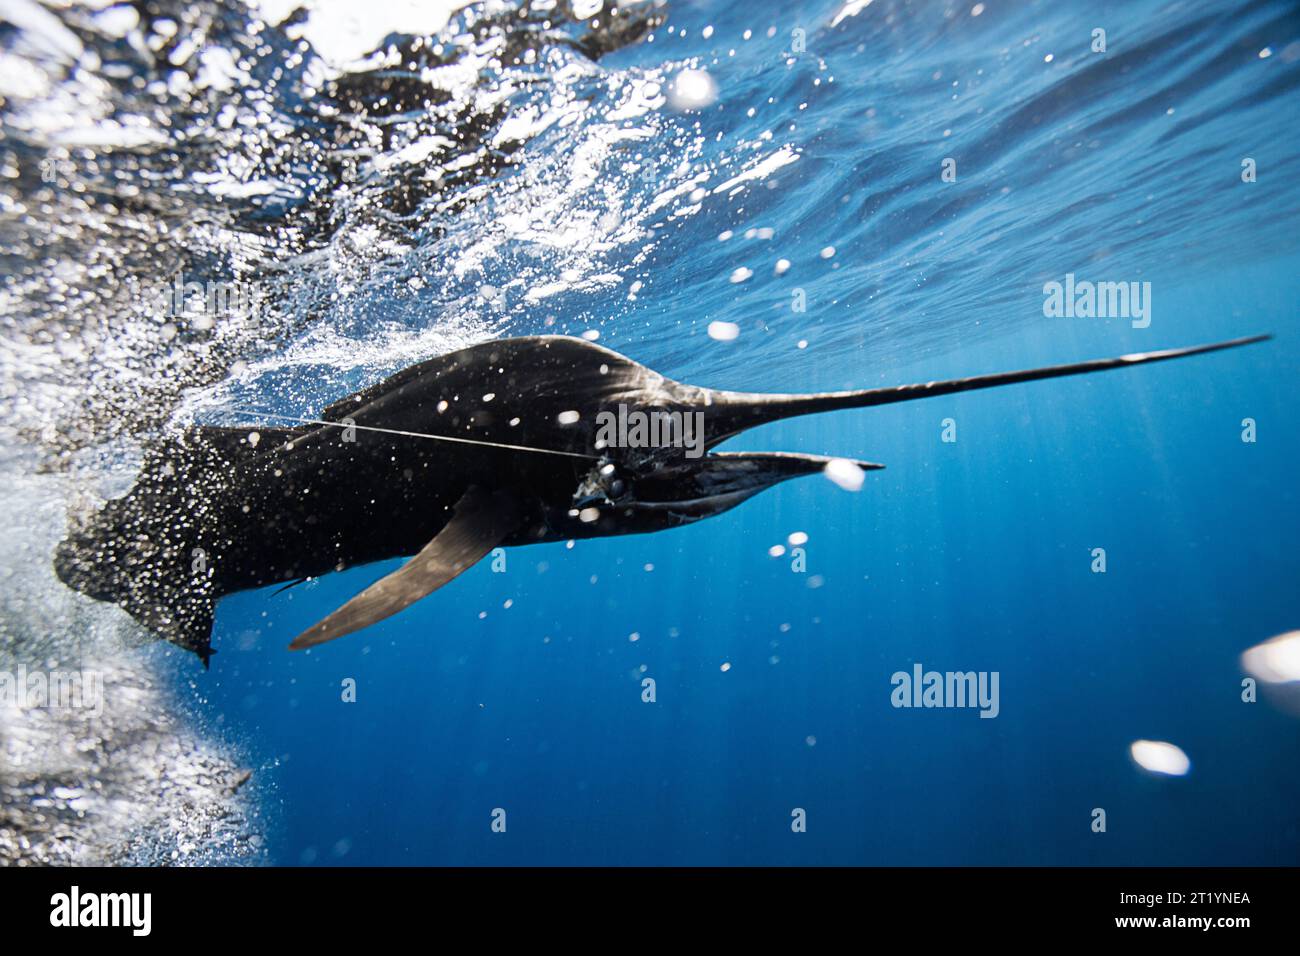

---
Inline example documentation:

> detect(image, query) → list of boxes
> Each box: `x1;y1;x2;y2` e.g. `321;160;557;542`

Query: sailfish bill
698;334;1272;446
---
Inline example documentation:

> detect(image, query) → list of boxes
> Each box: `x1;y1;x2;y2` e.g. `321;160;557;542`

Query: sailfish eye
575;460;633;507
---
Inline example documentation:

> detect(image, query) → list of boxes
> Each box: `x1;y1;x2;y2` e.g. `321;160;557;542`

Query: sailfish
53;333;1268;663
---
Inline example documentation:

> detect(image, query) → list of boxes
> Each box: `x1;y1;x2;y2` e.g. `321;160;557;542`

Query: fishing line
226;408;602;461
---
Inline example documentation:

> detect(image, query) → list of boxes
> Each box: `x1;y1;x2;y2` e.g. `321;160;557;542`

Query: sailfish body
53;333;1268;663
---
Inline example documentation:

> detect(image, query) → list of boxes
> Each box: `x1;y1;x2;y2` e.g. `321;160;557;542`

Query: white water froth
0;469;268;865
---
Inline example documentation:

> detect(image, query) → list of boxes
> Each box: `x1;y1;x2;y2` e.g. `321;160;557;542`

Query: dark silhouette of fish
54;333;1268;664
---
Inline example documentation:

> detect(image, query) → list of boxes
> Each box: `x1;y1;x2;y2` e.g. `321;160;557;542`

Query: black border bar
0;866;1288;940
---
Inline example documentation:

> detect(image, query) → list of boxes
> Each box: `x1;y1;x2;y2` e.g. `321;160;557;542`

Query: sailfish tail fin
703;334;1270;444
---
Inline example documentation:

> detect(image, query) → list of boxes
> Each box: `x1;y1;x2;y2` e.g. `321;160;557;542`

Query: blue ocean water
165;0;1299;865
185;258;1300;866
4;0;1298;865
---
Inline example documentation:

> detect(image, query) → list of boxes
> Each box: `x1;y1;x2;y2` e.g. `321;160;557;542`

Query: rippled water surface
2;0;1298;864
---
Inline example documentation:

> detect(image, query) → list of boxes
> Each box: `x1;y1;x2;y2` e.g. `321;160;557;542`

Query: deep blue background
158;0;1300;864
162;256;1300;865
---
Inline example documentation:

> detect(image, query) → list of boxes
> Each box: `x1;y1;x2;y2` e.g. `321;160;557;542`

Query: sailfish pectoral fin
289;486;523;650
